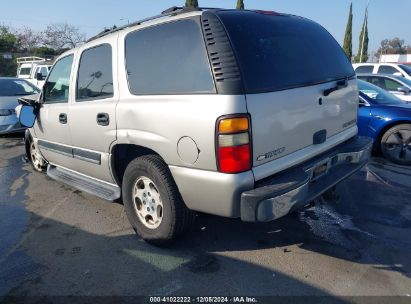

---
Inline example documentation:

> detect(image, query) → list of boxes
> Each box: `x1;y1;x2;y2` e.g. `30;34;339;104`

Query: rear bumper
241;136;373;222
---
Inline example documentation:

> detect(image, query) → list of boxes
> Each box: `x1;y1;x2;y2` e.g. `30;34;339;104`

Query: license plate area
311;160;330;181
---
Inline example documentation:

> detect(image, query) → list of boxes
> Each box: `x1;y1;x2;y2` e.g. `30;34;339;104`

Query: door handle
97;113;110;126
59;113;67;124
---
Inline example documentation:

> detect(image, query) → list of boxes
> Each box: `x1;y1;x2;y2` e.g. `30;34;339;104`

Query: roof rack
16;56;46;64
87;6;220;43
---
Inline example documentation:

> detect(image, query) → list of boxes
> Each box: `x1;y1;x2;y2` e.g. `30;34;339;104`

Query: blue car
358;79;411;165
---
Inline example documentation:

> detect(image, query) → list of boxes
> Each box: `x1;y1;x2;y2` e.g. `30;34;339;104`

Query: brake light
216;115;252;174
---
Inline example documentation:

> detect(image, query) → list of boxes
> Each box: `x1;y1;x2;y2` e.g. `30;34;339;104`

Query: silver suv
18;7;372;245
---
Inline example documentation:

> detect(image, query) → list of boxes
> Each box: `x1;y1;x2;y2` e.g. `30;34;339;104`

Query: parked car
353;63;411;80
357;73;411;103
0;77;40;135
17;7;372;245
17;57;52;89
358;80;411;165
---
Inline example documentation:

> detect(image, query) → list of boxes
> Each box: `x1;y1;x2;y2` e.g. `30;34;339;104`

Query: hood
0;94;39;110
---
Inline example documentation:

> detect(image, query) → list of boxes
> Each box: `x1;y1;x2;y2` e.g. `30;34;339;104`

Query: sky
1;0;410;55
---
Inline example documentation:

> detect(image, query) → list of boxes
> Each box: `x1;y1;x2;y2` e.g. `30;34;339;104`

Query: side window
384;79;401;91
76;44;113;101
40;67;48;77
125;19;215;95
378;65;399;75
367;77;383;88
43;55;74;104
355;65;374;73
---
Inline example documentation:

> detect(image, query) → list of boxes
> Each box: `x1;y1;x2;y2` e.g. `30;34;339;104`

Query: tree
236;0;245;9
33;46;57;57
0;26;17;52
42;23;86;50
377;38;411;58
355;6;369;63
185;0;198;8
342;3;353;60
15;26;42;52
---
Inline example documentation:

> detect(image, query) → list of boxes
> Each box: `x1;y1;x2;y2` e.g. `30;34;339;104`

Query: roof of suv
87;6;285;43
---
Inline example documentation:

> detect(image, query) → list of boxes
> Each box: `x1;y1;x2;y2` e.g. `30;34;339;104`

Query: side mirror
397;86;410;95
36;73;43;80
393;72;404;77
18;105;37;128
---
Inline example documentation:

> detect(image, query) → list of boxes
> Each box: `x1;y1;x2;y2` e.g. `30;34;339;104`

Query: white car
353;63;411;80
357;73;411;103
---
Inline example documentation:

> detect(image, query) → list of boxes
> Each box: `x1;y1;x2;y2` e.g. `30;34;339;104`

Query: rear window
355;65;374;73
217;11;354;93
19;67;31;76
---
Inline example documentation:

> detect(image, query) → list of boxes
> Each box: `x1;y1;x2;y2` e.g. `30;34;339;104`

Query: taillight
216;115;252;173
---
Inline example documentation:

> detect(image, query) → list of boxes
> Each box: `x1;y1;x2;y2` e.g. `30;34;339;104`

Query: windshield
0;79;40;96
218;11;354;93
399;64;411;76
358;80;404;105
396;75;411;86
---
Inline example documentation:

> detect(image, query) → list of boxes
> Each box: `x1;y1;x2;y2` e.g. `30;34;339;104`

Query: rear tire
122;155;195;245
380;124;411;165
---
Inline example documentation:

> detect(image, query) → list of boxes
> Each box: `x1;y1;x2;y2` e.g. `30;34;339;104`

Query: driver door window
43;55;74;104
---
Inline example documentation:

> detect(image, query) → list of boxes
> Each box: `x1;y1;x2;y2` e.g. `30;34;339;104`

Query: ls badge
257;147;286;161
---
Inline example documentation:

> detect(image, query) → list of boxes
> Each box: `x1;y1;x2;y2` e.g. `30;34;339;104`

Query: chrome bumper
240;136;373;222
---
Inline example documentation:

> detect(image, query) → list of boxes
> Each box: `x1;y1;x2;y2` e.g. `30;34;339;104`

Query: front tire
28;139;47;172
380;124;411;165
122;155;195;245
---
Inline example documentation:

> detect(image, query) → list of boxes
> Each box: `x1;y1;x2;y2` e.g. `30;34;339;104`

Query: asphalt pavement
0;135;410;300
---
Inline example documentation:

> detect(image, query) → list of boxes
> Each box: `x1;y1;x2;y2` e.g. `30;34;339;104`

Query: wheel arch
110;144;166;186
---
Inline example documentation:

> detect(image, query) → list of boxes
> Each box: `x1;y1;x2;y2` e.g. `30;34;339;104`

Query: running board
47;165;121;201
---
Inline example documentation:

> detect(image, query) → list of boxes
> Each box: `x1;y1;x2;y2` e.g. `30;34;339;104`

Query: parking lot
0;134;410;298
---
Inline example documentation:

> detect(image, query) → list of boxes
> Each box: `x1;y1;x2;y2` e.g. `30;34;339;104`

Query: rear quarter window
125;18;215;95
217;11;354;93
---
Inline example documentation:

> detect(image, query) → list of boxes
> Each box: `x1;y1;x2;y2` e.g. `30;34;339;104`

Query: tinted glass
125;19;214;95
0;79;40;96
218;11;354;93
44;55;73;104
377;65;399;75
397;77;411;86
19;68;31;76
358;80;403;105
40;67;48;76
384;78;401;91
399;64;411;76
77;44;113;101
355;65;374;73
358;76;383;89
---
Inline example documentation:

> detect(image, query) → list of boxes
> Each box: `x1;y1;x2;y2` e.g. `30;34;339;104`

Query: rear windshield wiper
323;78;348;97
